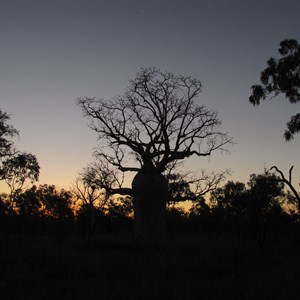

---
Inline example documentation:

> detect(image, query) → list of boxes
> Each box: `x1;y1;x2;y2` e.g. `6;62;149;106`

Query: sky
0;0;299;193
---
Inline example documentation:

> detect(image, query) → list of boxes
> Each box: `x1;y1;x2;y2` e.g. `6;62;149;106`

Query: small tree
210;180;248;230
106;195;133;218
0;109;18;193
37;184;73;220
249;39;300;140
0;109;40;209
78;68;232;246
14;185;41;218
247;170;285;249
1;152;40;209
167;169;229;205
72;168;109;247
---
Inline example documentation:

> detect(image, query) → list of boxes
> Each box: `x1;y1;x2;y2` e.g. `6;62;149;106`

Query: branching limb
77;68;232;173
167;168;230;203
270;165;300;208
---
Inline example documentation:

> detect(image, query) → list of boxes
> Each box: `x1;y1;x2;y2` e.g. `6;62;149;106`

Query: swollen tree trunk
132;169;168;248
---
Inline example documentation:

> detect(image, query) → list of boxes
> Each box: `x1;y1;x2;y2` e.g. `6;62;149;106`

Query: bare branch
77;68;232;173
289;165;294;183
167;168;230;203
270;165;300;207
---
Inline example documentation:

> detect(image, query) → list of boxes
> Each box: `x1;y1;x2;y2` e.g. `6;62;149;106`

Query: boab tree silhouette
77;67;232;246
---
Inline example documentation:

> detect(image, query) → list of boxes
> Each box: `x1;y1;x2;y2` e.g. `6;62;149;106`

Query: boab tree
77;67;232;246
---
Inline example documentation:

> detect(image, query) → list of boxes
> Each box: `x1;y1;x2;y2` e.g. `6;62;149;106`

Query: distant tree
206;171;287;248
211;181;247;210
210;181;248;224
166;205;188;234
12;184;73;241
188;195;212;232
14;185;41;217
0;108;40;210
13;186;42;238
0;109;18;195
106;195;133;218
37;184;73;220
249;39;300;140
247;170;285;249
72;168;109;247
13;184;73;220
104;195;134;232
247;171;284;214
167;169;229;206
209;180;265;238
189;196;210;217
1;152;40;208
78;67;232;247
166;168;229;233
0;109;18;160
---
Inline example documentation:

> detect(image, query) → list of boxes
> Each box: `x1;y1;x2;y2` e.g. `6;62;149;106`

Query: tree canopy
249;39;300;140
78;67;232;174
2;152;40;197
0;109;40;203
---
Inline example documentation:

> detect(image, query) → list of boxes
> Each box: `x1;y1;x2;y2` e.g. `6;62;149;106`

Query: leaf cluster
249;39;300;140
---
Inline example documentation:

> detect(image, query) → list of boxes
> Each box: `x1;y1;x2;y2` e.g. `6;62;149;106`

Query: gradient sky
1;0;299;193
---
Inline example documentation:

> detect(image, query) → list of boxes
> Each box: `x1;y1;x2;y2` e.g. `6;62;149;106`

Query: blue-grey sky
1;0;299;191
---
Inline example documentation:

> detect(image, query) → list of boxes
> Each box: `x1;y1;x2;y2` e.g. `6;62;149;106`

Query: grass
1;230;299;299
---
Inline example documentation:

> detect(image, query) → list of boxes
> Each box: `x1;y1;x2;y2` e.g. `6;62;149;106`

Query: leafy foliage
0;108;40;205
14;185;41;217
190;170;288;241
106;195;133;218
14;184;73;219
37;184;73;219
1;152;40;203
249;39;300;140
247;171;284;213
0;109;18;160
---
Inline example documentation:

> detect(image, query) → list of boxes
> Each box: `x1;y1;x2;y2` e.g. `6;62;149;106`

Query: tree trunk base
132;170;168;250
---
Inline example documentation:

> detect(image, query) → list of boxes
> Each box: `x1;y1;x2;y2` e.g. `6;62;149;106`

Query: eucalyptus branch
270;165;300;208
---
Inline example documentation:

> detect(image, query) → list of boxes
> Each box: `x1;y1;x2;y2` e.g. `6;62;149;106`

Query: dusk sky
1;0;299;192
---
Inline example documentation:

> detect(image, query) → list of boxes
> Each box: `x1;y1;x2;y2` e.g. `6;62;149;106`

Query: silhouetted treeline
0;184;134;247
170;171;299;251
0;170;299;251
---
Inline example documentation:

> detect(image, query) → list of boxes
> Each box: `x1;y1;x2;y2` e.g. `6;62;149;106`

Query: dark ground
1;230;300;300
